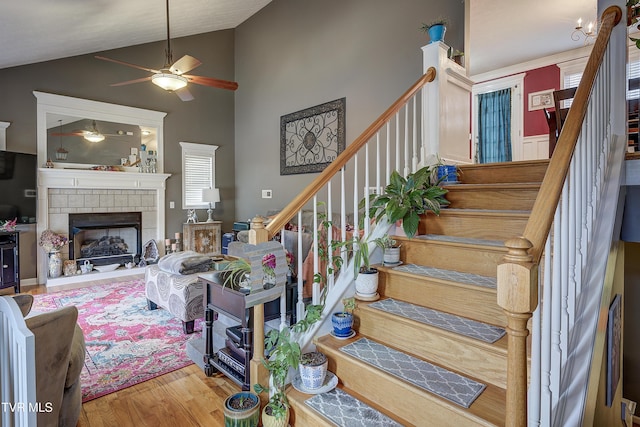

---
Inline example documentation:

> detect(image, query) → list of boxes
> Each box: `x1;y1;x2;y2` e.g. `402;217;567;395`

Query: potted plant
223;391;260;427
331;296;357;338
374;235;401;265
363;165;449;238
254;303;324;426
221;257;252;292
420;18;447;43
335;233;379;299
298;350;329;390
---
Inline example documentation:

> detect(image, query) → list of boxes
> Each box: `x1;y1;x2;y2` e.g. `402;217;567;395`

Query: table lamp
201;188;220;223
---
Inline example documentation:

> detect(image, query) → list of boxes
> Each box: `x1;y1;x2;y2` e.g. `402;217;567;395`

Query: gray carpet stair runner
369;298;506;343
305;388;403;427
392;263;497;289
340;338;485;408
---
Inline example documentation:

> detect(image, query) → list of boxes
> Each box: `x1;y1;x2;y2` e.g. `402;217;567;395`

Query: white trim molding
0;121;10;151
471;73;525;163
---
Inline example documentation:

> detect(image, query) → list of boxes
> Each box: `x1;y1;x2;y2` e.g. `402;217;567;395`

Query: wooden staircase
286;159;549;427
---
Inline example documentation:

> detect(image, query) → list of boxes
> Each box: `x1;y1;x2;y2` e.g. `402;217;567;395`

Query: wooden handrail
522;5;621;263
265;67;437;236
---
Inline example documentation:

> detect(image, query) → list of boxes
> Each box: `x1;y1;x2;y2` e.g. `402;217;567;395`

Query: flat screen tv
0;151;37;224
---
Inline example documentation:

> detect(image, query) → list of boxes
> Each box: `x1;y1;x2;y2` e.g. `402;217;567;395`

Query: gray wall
234;0;464;220
0;31;236;279
0;31;236;229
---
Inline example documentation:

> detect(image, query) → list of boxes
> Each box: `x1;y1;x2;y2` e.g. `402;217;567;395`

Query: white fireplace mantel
37;168;170;285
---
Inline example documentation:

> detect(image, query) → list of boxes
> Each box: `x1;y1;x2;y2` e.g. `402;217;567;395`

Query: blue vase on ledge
428;24;446;43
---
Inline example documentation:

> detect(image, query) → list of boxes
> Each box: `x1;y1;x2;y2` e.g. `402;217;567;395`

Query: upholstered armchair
6;294;86;427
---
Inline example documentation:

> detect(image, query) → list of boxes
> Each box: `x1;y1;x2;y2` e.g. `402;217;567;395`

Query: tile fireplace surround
37;168;170;286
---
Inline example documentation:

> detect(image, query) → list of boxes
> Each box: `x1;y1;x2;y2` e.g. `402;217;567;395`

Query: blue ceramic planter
437;165;458;184
428;24;446;43
332;312;354;337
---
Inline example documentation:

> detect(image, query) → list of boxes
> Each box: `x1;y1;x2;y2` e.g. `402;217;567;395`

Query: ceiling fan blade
184;75;239;91
170;55;202;75
50;132;85;137
110;76;153;87
95;56;160;74
175;87;195;102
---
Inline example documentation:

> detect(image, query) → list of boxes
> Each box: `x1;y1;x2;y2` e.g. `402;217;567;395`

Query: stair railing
496;6;624;426
248;67;437;395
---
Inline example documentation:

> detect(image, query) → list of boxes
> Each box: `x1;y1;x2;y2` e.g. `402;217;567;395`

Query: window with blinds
179;142;219;209
629;58;640;100
562;72;582;108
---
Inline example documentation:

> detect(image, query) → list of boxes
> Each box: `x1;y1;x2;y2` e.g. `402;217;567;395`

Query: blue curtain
478;88;512;163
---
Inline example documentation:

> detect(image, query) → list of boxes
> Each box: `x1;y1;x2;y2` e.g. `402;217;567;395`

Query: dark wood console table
198;272;284;390
0;231;19;293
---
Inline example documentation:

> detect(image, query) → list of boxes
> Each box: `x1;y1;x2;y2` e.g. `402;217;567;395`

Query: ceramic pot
223;392;260;427
299;351;328;390
437;164;458;184
332;312;354;337
428;24;446;43
261;405;290;427
48;250;63;278
355;269;379;297
383;247;401;265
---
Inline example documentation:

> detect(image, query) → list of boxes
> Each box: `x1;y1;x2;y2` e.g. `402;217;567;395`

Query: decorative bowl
94;263;121;273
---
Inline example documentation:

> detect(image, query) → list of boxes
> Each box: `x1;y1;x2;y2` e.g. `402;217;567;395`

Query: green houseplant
254;303;324;425
363;165;449;238
334;233;379;298
374;234;401;265
221;257;252;292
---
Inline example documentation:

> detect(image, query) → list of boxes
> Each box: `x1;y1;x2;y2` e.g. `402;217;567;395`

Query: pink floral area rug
32;278;203;402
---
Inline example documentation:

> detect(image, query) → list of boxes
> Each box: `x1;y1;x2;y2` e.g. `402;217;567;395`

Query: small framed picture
528;89;555;111
130;147;139;155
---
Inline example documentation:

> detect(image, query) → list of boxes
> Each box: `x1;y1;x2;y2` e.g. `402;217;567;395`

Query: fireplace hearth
69;212;142;267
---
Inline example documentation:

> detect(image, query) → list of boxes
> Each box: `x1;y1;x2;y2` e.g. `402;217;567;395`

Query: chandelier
572;18;597;45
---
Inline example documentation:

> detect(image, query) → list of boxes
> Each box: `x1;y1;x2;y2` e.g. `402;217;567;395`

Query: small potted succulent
223;391;260;427
374;235;401;265
331;296;357;338
420;17;448;43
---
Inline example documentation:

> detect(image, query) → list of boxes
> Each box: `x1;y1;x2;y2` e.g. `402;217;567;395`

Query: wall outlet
367;186;382;195
169;201;175;209
262;189;272;199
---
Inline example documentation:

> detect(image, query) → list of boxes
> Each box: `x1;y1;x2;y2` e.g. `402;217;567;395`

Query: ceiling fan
50;120;120;143
95;0;238;101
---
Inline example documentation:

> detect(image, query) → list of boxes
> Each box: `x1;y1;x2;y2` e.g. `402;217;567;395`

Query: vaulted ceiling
0;0;598;75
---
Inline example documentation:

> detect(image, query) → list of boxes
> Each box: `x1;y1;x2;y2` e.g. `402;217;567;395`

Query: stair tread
390;263;497;289
368;298;505;343
415;234;505;247
304;387;404;427
339;337;486;408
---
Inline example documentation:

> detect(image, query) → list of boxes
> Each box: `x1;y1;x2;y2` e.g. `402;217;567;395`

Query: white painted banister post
422;42;472;164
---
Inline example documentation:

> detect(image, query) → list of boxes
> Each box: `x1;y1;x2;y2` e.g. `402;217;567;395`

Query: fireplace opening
69;212;142;267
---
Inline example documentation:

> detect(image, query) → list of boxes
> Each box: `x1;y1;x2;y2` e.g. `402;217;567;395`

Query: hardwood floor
4;279;242;427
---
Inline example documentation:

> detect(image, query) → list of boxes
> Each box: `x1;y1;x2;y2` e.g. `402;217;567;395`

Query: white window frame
179;141;219;210
471;73;525;162
558;57;587;109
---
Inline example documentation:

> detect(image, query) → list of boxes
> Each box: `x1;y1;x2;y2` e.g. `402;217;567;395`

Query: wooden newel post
497;237;538;427
248;216;270;402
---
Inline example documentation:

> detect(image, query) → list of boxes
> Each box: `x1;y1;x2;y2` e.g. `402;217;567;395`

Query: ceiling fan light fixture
152;73;188;91
85;133;105;143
